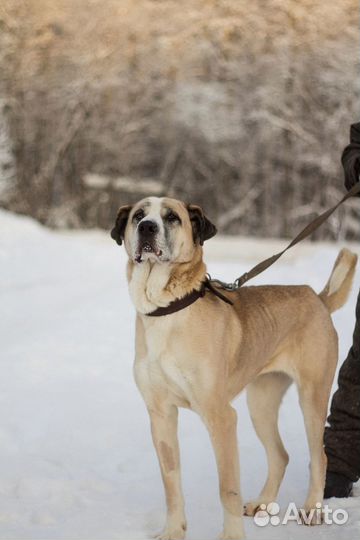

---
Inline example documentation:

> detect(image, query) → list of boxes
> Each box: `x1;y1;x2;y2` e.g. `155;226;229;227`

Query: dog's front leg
149;405;186;540
203;404;245;540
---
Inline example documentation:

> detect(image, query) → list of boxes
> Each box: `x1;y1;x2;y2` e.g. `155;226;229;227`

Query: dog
111;196;357;540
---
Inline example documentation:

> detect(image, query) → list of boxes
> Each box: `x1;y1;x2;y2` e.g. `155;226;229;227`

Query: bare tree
0;0;358;239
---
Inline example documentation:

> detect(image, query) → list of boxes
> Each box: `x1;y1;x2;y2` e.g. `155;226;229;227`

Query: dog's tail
319;248;358;313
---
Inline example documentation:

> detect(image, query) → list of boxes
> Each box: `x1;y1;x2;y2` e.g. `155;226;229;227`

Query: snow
1;208;359;540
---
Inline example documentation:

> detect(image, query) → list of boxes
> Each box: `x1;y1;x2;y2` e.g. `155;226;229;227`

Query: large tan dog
111;196;357;540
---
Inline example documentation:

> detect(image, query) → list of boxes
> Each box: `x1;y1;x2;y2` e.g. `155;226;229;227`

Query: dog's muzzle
138;220;159;238
135;220;162;262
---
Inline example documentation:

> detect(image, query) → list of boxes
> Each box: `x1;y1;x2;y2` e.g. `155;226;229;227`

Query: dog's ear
187;204;217;245
111;205;132;245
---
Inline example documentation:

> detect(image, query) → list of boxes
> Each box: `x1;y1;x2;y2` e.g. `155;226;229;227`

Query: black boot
324;471;353;499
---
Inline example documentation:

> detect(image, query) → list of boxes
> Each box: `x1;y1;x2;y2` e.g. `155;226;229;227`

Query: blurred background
1;4;360;538
0;0;359;240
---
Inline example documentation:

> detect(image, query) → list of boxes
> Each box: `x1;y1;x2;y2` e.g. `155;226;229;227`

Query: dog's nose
138;220;158;236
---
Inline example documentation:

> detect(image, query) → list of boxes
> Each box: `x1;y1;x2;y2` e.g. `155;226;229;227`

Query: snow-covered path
0;209;359;540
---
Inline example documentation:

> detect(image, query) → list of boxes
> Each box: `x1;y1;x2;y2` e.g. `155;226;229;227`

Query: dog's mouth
135;241;163;263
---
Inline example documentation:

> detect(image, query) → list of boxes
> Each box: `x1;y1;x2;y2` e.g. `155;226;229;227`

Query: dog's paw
219;528;245;540
219;515;245;539
153;521;187;540
299;505;324;526
243;500;263;517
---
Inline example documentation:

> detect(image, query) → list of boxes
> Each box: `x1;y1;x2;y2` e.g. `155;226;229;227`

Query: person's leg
324;288;360;497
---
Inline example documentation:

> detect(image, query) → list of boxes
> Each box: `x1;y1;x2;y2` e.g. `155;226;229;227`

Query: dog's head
111;196;217;263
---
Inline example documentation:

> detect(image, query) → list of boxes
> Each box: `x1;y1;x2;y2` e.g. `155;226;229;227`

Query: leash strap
210;182;360;290
204;279;234;304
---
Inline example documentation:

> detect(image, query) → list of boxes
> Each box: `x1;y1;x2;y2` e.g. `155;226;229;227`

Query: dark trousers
324;288;360;482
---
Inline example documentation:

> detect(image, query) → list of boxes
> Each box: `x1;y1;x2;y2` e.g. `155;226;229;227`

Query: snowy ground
1;209;359;540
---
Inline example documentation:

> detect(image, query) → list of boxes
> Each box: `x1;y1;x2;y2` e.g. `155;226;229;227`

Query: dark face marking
133;208;145;223
132;201;151;224
162;206;181;253
163;208;181;225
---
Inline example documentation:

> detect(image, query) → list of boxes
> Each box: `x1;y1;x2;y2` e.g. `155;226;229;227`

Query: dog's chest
134;315;194;405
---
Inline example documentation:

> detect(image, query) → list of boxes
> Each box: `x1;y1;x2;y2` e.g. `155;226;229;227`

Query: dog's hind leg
203;404;245;540
244;371;292;516
297;379;333;525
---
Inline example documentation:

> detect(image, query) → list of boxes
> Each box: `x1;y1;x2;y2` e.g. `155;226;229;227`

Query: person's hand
342;123;360;194
343;152;360;191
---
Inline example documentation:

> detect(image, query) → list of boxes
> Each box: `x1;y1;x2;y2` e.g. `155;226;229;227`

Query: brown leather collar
146;278;233;317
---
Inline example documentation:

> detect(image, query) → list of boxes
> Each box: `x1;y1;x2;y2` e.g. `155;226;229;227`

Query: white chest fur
128;261;173;314
134;312;195;408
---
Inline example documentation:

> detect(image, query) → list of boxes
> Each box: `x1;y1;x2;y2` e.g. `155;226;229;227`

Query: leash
146;183;359;316
208;182;360;291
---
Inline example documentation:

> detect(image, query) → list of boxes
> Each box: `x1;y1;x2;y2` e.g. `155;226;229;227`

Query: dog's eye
133;209;145;222
166;211;180;223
